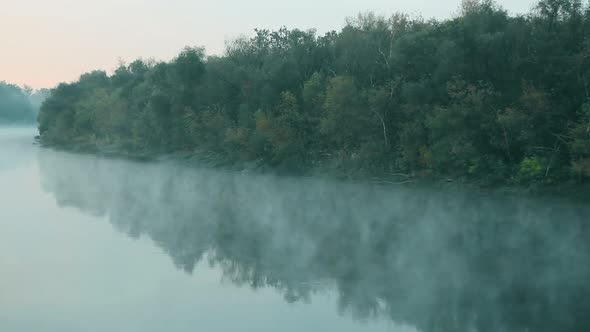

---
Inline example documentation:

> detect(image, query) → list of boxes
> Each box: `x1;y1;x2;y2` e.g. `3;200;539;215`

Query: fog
0;127;37;170
1;128;590;331
0;83;49;126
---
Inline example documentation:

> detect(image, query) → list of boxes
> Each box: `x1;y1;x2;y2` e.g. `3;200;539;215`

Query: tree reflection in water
38;149;590;332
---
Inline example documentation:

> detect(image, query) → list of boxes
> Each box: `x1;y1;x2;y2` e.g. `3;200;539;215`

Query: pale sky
0;0;537;89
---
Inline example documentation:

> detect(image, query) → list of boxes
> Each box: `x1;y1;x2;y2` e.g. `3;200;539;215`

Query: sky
1;0;538;89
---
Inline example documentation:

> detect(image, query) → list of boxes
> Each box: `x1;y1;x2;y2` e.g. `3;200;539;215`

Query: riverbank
37;139;590;202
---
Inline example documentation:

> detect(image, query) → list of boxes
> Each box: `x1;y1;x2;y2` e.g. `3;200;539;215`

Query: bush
517;157;543;183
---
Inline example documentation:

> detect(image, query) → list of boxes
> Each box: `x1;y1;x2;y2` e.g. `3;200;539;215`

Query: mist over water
2;128;590;331
0;127;37;169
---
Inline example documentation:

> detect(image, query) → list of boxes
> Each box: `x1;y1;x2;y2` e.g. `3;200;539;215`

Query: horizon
1;0;537;90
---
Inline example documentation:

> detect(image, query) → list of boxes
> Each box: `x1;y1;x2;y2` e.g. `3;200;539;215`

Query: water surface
1;128;589;332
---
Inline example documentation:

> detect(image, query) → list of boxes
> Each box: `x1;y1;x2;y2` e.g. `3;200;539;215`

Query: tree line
0;82;48;124
38;0;590;184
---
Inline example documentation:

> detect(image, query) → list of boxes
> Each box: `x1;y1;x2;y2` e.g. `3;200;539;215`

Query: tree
36;0;590;184
321;76;376;150
0;82;36;124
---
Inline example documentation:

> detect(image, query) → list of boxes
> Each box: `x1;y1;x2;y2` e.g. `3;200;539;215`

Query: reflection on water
35;146;590;332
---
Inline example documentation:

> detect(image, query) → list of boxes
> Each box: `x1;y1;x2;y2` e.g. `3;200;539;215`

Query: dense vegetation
38;0;590;185
0;82;47;124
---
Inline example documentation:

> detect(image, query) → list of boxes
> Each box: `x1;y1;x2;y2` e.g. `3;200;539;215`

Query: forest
0;82;47;124
37;0;590;185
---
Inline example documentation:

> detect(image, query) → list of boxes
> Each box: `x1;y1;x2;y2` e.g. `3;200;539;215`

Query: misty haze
2;0;590;331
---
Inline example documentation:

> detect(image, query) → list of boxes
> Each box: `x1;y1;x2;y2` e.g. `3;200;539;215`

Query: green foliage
37;0;590;183
426;81;499;175
569;103;590;178
518;157;544;182
321;76;367;149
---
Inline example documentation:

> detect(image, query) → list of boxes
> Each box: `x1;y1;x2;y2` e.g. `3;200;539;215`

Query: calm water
1;127;590;332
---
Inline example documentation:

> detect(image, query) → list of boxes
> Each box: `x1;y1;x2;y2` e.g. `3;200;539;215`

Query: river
1;127;589;332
